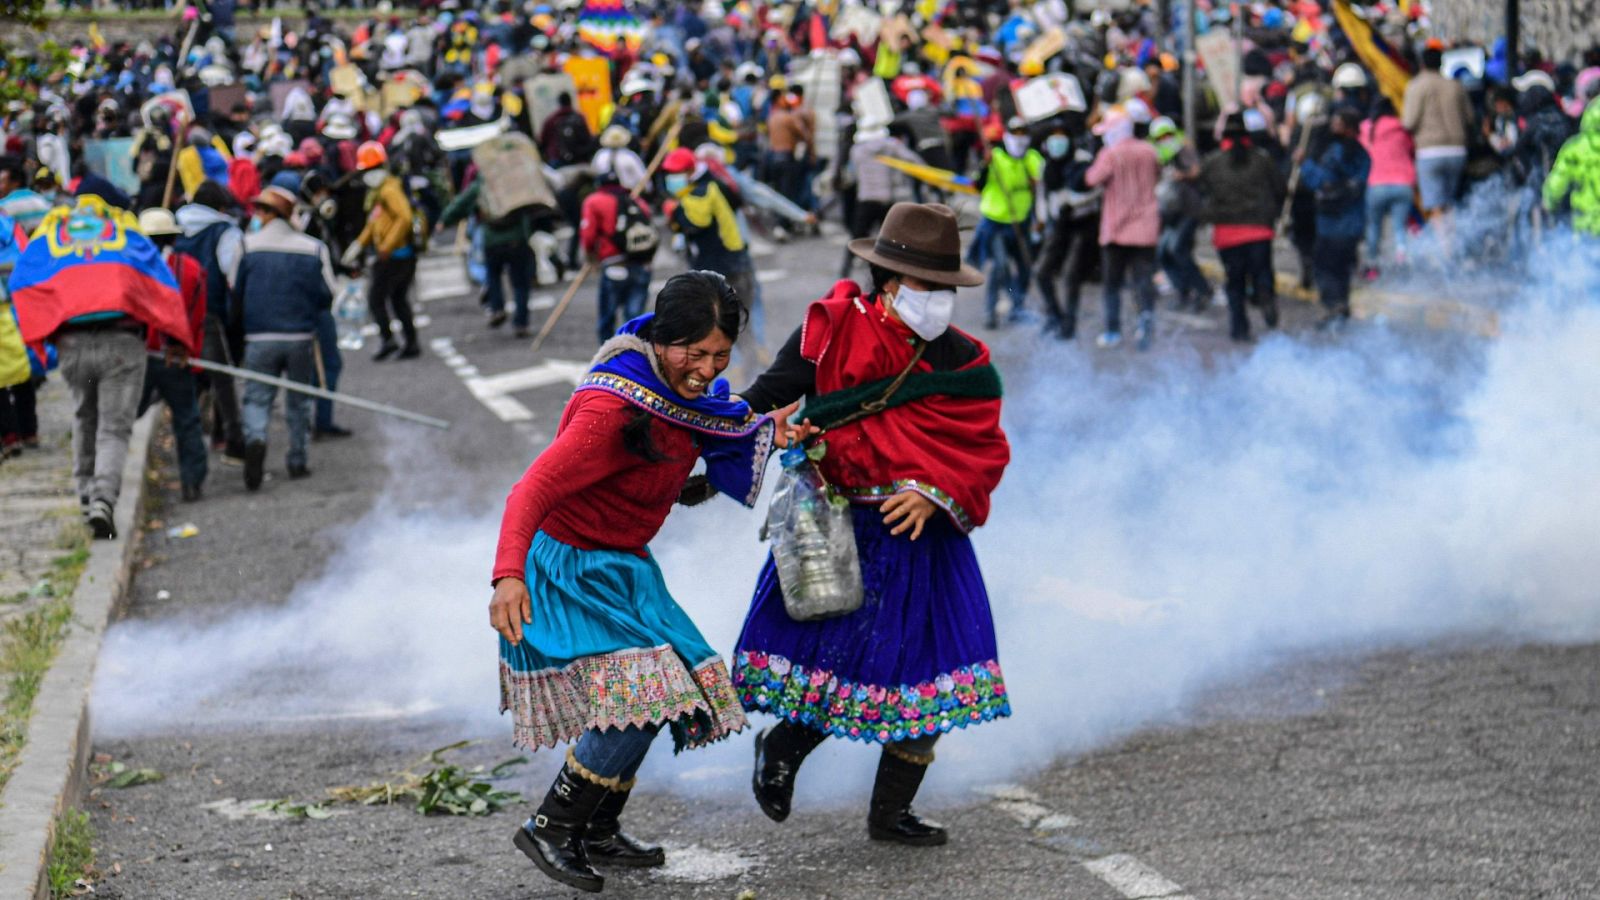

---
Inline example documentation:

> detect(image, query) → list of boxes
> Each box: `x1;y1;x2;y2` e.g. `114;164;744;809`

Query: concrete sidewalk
0;378;157;899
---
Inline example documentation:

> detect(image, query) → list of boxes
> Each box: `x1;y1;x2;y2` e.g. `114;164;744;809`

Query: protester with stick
136;207;210;502
175;180;248;462
230;186;337;490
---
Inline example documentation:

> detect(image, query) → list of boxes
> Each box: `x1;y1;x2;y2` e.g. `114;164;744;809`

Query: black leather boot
752;722;826;822
867;746;948;847
585;785;666;867
513;762;609;892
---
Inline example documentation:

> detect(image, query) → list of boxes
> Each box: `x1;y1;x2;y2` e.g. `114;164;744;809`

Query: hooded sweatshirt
1544;102;1600;235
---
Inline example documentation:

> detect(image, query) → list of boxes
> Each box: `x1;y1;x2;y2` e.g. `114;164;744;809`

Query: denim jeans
312;310;343;431
241;339;315;470
573;723;659;780
1415;152;1465;211
1035;215;1097;336
1313;235;1361;316
485;241;536;329
1218;240;1275;340
596;263;652;344
1157;216;1209;302
58;328;146;504
200;314;242;448
139;358;208;490
980;217;1030;320
1100;244;1157;335
1364;183;1412;264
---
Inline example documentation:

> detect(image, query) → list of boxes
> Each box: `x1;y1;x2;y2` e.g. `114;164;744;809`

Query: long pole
1182;0;1197;138
530;118;683;352
1505;0;1520;81
158;353;452;429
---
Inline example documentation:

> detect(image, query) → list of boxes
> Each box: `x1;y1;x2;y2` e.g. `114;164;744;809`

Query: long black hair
622;271;748;461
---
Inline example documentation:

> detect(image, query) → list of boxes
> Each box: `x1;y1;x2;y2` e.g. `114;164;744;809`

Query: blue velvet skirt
498;531;746;753
732;505;1011;744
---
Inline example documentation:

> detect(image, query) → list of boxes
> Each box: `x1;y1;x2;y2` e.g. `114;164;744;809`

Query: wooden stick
1277;121;1318;236
529;118;683;353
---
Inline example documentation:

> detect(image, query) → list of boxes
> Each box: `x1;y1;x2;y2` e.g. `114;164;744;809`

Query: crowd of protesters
6;0;1600;523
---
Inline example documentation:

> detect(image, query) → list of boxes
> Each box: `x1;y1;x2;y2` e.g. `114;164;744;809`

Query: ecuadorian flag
1332;0;1412;113
8;197;195;354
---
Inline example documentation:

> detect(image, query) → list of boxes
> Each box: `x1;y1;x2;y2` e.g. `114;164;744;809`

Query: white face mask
362;168;387;188
893;283;957;342
1002;132;1030;157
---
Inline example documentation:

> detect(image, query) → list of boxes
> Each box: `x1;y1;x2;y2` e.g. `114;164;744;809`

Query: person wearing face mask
1198;113;1288;343
735;202;1012;848
974;117;1043;329
1085;108;1163;350
352;140;421;360
1034;122;1102;340
488;272;797;893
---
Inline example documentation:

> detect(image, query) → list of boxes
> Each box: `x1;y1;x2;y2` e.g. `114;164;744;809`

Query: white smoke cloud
93;231;1600;804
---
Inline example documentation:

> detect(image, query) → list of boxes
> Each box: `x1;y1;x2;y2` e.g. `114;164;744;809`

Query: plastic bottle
768;448;863;621
335;279;367;350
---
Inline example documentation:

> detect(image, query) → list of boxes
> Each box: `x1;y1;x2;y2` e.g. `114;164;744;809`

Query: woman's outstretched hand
489;577;532;644
771;400;821;449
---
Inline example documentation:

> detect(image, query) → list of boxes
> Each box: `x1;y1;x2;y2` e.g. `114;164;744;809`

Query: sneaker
86;499;116;540
1262;296;1280;329
181;482;203;503
513;327;531;339
287;465;312;480
1095;331;1122;349
313;425;353;441
1315;312;1350;333
398;343;421;359
1134;314;1153;351
243;440;267;491
372;340;400;362
487;310;508;329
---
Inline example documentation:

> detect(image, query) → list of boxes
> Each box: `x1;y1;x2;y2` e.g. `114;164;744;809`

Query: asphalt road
82;226;1600;899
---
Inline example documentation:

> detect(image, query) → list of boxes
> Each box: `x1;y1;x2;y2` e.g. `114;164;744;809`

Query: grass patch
0;599;75;794
46;808;96;899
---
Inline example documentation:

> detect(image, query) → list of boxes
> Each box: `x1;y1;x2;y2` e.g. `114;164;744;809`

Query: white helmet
1332;63;1368;89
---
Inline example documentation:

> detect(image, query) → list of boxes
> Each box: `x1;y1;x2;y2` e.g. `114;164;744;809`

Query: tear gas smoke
94;232;1600;802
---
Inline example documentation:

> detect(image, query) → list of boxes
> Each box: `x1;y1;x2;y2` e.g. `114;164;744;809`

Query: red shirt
149;250;206;354
492;390;698;584
1212;223;1275;251
579;186;654;263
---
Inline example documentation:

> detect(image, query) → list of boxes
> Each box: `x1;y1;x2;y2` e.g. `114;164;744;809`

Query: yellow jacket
356;176;415;257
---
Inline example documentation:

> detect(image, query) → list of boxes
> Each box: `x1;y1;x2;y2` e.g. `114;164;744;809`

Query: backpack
401;177;430;252
611;193;658;263
547;111;593;166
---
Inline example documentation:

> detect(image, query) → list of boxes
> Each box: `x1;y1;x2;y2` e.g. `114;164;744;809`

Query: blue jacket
232;218;335;338
1299;137;1372;241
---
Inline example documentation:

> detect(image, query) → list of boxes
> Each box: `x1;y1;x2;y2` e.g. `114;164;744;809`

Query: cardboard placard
852;75;894;129
1196;29;1240;112
81;138;139;197
471;131;558;219
1015;73;1087;121
524;72;579;136
830;4;882;45
1441;46;1486;80
563;56;613;136
329;63;366;100
269;80;316;120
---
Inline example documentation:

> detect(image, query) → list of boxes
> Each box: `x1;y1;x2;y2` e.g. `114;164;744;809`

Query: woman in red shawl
734;202;1011;846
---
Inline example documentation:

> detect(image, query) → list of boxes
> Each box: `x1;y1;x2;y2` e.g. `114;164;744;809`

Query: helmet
1332;63;1367;89
356;140;388;171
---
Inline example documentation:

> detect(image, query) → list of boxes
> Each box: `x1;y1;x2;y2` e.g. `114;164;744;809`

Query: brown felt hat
847;202;984;288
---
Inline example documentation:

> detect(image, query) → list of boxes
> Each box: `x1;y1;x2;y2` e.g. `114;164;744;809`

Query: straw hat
137;207;181;237
847;203;983;288
253;186;297;218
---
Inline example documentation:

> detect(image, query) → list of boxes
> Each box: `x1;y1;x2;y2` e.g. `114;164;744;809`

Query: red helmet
661;148;696;174
355;140;388;171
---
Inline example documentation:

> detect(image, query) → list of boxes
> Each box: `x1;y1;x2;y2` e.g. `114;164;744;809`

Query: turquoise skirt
498;531;746;753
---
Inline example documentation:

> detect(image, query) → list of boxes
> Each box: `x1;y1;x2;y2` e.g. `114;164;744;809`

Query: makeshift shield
471;132;558;221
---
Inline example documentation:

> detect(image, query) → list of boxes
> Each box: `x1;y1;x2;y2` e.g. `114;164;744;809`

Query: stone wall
1431;1;1600;62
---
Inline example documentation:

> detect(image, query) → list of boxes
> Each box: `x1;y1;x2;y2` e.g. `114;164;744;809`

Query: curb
0;410;157;900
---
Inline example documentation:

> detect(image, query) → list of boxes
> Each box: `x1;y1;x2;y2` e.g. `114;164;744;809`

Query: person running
579;170;656;343
1199;114;1288;343
136;208;209;502
353;141;420;360
735;202;1012;848
1086;111;1163;350
490;272;790;893
974;117;1042;329
1298;107;1372;329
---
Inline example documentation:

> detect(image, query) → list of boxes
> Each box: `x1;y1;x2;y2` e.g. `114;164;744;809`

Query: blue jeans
979;217;1029;320
241;339;315;469
485;241;536;329
1100;244;1157;335
571;723;660;781
1365;183;1412;263
139;358;208;490
1157;216;1209;301
596;263;652;344
1416;152;1465;211
312;311;343;431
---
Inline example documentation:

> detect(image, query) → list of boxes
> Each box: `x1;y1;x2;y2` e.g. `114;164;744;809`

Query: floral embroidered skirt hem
732;506;1011;745
499;531;748;753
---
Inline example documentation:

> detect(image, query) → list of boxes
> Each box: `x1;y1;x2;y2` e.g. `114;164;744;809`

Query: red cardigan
492;390;699;584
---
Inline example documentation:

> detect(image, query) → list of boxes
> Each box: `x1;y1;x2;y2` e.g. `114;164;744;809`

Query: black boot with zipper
584;785;666;867
752;722;826;822
867;745;948;846
513;761;610;892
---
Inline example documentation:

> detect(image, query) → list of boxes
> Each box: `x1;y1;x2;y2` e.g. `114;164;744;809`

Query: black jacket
1198;145;1286;227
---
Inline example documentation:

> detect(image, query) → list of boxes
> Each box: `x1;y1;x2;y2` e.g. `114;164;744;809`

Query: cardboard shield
525;72;579;136
471;132;557;221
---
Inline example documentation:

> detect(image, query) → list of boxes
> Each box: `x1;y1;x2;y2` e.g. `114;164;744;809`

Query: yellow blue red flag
1331;0;1412;113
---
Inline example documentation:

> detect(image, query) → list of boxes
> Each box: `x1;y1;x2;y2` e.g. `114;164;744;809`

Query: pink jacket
1086;139;1162;247
1360;115;1416;187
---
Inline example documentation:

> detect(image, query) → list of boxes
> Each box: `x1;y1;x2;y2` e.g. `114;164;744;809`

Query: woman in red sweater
489;272;782;893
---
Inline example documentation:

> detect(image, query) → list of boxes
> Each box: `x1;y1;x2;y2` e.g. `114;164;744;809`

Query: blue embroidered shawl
576;315;774;507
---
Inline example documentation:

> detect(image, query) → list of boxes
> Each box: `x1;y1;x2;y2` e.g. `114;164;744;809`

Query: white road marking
979;783;1192;899
431;337;585;424
1081;854;1195;900
358;314;431;338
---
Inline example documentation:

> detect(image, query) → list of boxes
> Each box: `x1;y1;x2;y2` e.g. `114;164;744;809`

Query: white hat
1124;97;1152;124
1242;108;1269;132
321;113;357;140
1511;69;1556;93
137;207;181;237
1332;62;1368;89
